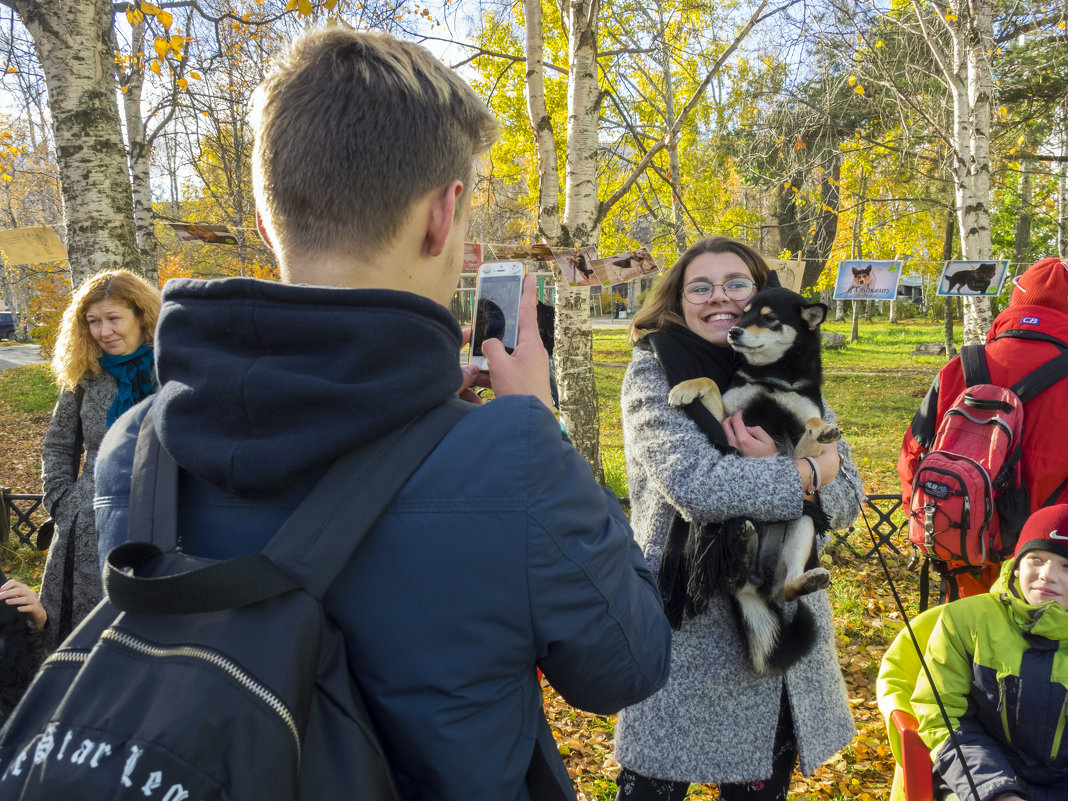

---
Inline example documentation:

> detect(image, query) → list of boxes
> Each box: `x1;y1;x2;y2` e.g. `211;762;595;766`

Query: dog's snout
728;327;743;342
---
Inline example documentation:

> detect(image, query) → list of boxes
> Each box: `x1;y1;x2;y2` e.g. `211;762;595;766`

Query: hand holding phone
470;261;524;371
470;274;553;410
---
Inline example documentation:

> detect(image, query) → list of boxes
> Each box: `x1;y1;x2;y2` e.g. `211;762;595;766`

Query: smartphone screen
472;274;522;356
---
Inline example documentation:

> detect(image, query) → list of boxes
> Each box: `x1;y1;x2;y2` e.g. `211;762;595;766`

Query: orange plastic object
892;709;935;801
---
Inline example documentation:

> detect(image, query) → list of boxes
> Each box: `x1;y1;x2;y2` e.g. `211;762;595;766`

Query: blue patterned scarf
99;344;155;427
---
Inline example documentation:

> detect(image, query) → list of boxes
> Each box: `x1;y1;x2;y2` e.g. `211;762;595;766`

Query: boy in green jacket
912;504;1068;801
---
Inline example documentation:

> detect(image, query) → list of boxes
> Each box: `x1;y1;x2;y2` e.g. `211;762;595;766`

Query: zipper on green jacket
1052;693;1068;759
997;678;1011;743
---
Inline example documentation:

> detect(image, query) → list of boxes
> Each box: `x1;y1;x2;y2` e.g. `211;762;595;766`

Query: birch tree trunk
913;0;995;343
10;0;140;286
942;210;957;356
523;0;603;480
557;0;603;480
656;3;686;256
523;0;561;245
1014;161;1032;266
1058;100;1068;258
119;18;160;284
519;0;769;478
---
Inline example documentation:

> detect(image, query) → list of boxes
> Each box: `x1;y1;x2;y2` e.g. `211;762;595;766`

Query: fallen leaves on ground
546;545;918;800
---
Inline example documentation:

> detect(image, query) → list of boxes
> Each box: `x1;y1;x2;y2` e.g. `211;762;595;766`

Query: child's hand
0;579;47;629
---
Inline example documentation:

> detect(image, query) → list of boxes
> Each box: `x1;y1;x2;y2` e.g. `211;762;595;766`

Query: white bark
523;0;561;244
1058;99;1068;258
564;0;601;248
14;0;140;286
914;0;995;342
119;18;159;284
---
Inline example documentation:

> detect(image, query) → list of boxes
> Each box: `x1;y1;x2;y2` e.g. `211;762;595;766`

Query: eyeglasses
682;278;756;303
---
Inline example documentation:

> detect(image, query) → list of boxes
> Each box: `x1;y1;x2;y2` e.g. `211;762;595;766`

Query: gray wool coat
40;372;126;644
612;346;862;784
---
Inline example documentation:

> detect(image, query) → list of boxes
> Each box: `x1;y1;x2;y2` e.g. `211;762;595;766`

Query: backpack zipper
44;629;302;764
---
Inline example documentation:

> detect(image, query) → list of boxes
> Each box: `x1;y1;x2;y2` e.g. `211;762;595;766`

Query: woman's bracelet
801;456;820;494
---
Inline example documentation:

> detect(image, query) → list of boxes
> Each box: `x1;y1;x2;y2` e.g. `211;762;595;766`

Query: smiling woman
614;236;861;800
38;270;161;646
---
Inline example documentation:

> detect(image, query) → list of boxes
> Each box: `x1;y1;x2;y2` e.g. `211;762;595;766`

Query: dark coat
94;277;671;801
40;372;118;644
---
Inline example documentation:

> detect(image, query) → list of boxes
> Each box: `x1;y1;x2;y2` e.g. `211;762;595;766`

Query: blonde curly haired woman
40;270;160;646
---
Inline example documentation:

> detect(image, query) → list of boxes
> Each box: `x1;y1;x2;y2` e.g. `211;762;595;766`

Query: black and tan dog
668;287;839;674
944;262;996;294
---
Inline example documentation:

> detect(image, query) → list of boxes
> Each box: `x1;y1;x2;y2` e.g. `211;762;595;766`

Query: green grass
592;328;632;363
0;364;58;414
822;317;958;371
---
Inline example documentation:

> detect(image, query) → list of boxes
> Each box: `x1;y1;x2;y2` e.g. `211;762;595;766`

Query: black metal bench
830;493;906;559
4;487;908;560
0;488;48;549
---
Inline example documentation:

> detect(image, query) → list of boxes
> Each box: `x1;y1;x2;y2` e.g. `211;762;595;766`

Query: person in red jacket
898;257;1068;599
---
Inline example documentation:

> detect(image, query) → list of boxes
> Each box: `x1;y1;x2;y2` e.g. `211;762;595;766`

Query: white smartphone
469;260;525;371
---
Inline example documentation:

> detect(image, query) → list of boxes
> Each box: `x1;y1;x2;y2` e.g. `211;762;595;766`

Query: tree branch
598;0;780;221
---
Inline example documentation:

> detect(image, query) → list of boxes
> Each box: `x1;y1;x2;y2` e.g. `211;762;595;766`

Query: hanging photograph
767;257;803;293
0;226;68;265
462;243;482;272
600;248;660;284
168;222;238;245
554;246;601;286
831;259;903;301
936;259;1010;296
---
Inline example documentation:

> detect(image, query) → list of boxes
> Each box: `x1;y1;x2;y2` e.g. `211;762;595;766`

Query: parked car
0;311;16;341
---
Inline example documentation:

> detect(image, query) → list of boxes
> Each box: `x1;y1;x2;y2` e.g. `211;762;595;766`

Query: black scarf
638;326;756;629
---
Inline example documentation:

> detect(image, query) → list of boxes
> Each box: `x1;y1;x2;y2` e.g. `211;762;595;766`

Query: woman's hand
0;579;47;629
796;440;841;497
722;411;777;458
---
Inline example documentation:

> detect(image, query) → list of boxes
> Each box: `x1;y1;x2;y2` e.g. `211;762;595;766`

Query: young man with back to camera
93;28;671;800
898;257;1068;599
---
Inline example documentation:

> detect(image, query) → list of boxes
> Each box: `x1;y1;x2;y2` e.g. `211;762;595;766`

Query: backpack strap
1010;351;1068;403
992;329;1068;348
959;344;990;387
1041;475;1068;508
107;398;475;613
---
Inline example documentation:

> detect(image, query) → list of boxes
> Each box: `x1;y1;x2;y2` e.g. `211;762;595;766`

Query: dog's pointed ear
800;302;827;330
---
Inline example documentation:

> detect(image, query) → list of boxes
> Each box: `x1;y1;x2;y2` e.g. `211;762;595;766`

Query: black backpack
0;400;471;800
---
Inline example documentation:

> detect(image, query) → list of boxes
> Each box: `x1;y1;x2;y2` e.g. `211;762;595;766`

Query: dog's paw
816;424;841;444
783;567;830;601
668;377;718;408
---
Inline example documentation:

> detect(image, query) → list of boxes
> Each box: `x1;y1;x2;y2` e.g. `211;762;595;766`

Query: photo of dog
942;261;998;294
844;264;874;293
555;246;600;285
607;248;659;283
668;287;838;675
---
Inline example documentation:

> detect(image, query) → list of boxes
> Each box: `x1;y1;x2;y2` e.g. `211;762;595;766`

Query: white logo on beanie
1051;527;1068;541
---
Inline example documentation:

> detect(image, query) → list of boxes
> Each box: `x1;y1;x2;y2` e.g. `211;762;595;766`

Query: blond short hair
52;270;161;390
251;28;499;263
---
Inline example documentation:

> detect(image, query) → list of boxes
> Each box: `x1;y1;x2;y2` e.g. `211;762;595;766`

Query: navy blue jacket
94;277;671;801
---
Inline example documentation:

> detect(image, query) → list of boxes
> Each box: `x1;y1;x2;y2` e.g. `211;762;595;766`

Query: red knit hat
1010;257;1068;313
1013;504;1068;567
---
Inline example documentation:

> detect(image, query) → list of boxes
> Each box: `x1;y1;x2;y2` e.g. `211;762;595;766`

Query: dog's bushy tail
734;589;817;676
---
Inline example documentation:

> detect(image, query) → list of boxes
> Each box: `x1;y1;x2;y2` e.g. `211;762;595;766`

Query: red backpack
908;343;1068;575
